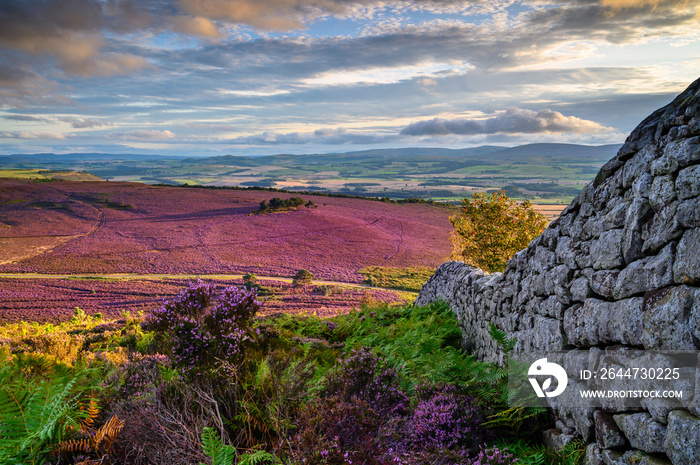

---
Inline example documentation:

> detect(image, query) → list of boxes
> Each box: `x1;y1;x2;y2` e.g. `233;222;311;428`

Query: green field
0;143;618;204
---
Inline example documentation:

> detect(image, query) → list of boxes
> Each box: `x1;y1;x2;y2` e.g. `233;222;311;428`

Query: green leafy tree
450;190;547;273
292;269;314;286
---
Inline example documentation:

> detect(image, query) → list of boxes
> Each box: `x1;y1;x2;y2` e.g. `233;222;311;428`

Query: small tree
450;190;547;273
292;269;314;287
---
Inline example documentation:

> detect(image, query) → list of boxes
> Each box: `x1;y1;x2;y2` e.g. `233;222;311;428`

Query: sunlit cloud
105;130;176;141
401;109;614;136
0;131;69;139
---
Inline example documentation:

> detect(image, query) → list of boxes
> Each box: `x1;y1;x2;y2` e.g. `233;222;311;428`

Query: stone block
649;174;677;211
622;198;654;265
592;229;624;270
676;164;700;200
571;276;593;302
595;410;627;449
585;443;604;465
677;197;700;228
613;242;675;300
642;285;696;350
665;410;700;465
613;412;667;454
642;201;683;254
674;229;700;284
564;298;644;347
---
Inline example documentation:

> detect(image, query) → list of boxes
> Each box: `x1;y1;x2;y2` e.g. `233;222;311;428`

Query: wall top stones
416;77;700;465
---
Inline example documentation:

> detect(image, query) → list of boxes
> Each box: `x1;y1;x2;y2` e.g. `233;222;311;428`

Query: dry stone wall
416;78;700;464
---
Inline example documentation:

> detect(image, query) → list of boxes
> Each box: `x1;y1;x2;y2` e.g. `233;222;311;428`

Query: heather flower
141;280;262;380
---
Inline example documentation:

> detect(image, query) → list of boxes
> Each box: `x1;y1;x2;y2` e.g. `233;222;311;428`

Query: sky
0;0;699;157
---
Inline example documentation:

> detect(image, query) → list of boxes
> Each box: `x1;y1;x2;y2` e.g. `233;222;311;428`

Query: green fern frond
200;426;236;465
237;449;279;465
488;322;516;354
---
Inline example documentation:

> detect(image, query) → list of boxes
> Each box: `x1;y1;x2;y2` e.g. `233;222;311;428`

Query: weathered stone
623;145;655;188
642;285;696;350
564;298;644;347
539;295;565;319
575;241;593;269
545;264;573;295
690;288;700;341
585;443;604;465
556;235;578;269
677;197;700;228
590;270;620;299
649;174;677;211
622;198;654;265
663;135;700;168
613;242;675;300
613;413;667;453
665;410;700;465
543;429;577;452
591;229;624;270
600;449;627;465
676;164;700;200
595;411;627;449
602;202;629;231
571;276;593;302
632;172;654;199
642;201;683;254
674;229;700;284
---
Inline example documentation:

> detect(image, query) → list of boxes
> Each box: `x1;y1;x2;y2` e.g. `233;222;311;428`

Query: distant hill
481;143;620;163
0;143;623;204
2;143;620;165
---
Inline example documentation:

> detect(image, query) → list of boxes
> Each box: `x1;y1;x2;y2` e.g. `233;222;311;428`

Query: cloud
401;108;613;136
0;0;150;78
105;129;176;141
0;131;67;139
2;114;50;122
59;117;110;128
170;16;222;38
227;128;398;145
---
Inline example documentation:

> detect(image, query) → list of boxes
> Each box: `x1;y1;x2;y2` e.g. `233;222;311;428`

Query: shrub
408;384;490;451
292;269;314;287
450;190;547;272
141;280;262;380
323;347;409;417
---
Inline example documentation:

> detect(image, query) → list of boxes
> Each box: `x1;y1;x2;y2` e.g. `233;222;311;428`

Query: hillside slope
0;180;453;282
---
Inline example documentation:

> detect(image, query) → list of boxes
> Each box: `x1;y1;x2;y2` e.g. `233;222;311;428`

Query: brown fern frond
78;397;100;432
54;437;93;454
94;414;125;453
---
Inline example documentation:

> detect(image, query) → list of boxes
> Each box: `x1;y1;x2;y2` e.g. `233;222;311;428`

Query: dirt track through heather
0;272;416;294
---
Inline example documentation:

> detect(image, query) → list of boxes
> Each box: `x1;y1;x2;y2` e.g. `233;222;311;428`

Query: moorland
0;148;591;464
0;178;451;322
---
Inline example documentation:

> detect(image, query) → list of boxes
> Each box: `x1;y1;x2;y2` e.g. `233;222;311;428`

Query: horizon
0;141;623;160
1;0;699;157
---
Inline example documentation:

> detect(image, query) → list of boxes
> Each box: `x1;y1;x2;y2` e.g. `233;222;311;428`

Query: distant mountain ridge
2;143;621;165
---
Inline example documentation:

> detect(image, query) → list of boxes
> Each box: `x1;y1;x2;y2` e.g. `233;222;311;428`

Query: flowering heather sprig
141;280;261;380
471;445;518;465
408;384;489;451
324;347;409;417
